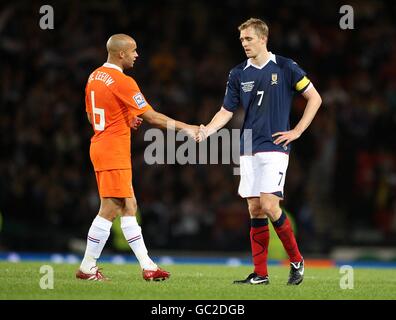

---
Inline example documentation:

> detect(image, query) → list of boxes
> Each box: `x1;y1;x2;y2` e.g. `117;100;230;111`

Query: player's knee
261;201;279;218
123;208;136;216
123;198;137;216
98;210;118;221
248;203;263;218
99;198;123;220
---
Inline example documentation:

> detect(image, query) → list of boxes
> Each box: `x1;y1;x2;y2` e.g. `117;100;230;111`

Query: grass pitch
0;262;395;300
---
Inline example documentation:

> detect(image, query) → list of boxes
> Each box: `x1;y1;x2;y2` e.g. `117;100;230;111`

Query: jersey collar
103;62;123;73
244;52;276;70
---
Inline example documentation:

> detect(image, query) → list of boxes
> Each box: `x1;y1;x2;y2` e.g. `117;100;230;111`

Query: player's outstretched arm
273;86;322;147
198;107;233;142
140;109;199;139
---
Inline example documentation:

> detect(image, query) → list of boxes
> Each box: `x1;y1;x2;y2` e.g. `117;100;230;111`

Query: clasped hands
182;124;212;142
130;116;211;142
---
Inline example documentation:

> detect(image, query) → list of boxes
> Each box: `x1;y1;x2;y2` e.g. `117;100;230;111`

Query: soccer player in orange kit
76;34;198;281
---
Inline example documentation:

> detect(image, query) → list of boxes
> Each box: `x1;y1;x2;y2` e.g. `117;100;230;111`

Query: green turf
0;262;395;300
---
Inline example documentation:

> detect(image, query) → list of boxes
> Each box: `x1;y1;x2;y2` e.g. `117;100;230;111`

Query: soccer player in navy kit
198;18;322;285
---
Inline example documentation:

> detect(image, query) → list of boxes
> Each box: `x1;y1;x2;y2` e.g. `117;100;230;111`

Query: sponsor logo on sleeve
133;93;147;109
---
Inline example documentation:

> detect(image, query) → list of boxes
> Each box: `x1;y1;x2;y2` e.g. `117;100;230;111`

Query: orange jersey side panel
85;65;152;170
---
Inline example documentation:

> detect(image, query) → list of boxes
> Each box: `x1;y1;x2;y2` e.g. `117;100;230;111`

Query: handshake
182;124;216;142
129;116;216;142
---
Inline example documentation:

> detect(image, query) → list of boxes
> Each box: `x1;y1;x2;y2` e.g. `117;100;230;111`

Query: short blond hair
238;18;269;39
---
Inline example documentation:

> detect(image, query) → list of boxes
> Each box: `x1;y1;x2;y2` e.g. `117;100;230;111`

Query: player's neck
106;58;124;71
250;49;270;67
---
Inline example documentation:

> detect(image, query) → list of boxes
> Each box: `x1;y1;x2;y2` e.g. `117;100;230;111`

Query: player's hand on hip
272;129;301;147
130;116;143;130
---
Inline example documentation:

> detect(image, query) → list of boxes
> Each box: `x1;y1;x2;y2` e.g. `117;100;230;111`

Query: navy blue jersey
223;53;311;155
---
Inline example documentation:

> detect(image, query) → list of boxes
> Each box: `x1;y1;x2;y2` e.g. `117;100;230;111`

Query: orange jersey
85;63;152;171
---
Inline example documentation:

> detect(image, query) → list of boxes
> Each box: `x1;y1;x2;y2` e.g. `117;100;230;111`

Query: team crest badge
271;73;278;85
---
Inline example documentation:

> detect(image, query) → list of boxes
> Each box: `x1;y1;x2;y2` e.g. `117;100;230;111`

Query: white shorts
238;152;289;198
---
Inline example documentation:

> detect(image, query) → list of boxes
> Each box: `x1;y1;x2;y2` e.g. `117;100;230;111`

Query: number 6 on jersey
91;91;105;131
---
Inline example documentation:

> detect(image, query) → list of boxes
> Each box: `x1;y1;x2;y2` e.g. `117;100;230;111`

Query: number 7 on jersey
257;90;264;106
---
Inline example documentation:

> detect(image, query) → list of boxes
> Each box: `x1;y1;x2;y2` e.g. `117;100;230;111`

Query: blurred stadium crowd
1;0;396;255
